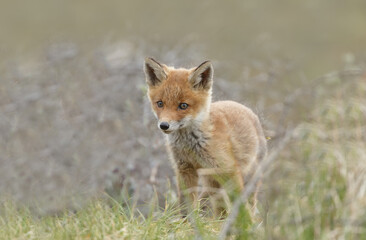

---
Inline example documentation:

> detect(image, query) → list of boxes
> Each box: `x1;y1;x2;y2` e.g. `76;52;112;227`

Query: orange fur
144;58;267;217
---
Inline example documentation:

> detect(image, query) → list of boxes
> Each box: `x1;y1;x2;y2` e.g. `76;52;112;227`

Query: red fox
144;58;267;216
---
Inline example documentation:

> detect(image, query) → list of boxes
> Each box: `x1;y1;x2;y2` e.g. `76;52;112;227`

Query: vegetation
263;71;366;239
1;0;365;239
1;64;364;239
0;198;219;240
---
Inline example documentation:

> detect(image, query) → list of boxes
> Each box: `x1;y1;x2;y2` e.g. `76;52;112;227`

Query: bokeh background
0;0;365;216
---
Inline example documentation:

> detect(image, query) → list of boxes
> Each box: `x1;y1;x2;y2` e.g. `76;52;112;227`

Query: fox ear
189;61;213;90
144;57;167;86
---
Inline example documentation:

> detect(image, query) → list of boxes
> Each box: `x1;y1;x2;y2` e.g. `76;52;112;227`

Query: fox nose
159;122;170;130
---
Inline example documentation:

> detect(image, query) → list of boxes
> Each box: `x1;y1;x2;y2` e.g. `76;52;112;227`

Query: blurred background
0;0;365;215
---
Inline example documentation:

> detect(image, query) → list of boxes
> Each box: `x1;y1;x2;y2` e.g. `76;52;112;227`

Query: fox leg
176;169;199;212
231;164;260;220
249;180;261;219
233;168;245;192
199;175;228;217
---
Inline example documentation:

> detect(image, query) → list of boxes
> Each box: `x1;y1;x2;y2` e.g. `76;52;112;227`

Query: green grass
0;197;225;240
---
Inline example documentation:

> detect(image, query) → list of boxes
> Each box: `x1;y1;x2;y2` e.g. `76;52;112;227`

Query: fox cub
144;58;267;216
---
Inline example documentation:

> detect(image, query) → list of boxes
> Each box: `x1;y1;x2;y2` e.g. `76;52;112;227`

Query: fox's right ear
144;57;167;87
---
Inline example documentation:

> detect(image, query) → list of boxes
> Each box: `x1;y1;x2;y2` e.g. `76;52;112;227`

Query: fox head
144;58;213;134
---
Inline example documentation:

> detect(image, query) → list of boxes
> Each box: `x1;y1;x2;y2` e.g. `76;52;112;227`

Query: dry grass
262;71;366;239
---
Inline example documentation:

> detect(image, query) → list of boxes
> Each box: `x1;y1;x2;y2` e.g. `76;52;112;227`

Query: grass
263;72;366;239
0;196;226;240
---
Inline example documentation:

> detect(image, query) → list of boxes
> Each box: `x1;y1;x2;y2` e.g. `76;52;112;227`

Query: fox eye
156;101;164;108
178;103;189;110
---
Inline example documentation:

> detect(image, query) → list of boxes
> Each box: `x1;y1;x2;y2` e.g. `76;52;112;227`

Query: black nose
159;122;170;130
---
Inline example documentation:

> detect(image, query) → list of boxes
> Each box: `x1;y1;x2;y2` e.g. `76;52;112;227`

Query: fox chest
167;130;216;170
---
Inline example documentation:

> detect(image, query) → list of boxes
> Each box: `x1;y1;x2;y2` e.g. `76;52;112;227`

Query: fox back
144;58;267;216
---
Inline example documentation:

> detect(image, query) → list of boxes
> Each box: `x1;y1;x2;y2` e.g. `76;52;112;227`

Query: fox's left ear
188;61;213;91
